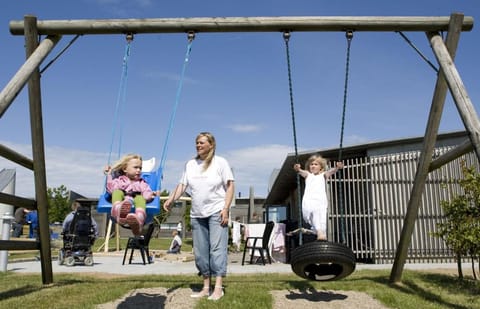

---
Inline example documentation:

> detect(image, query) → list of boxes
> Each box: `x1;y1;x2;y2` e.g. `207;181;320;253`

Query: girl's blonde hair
195;132;216;171
111;154;143;175
305;154;327;172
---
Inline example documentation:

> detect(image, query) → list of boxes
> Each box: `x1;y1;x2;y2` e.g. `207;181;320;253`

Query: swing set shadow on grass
1;13;479;287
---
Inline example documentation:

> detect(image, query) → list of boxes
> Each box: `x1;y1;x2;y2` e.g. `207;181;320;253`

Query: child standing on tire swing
104;154;157;236
294;154;343;241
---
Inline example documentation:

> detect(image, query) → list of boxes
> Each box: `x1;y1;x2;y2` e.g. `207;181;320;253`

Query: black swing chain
337;30;353;244
40;34;82;74
338;30;353;162
283;31;300;161
396;31;438;73
284;30;354;245
283;31;305;244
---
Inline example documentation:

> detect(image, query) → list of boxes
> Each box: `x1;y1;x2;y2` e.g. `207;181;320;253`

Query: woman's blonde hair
305;154;327;172
195;132;216;171
111;154;143;175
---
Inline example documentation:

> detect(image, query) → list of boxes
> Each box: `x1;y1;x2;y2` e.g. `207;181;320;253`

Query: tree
435;161;480;280
47;185;71;223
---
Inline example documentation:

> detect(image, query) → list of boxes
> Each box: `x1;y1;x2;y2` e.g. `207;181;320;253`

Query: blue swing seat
97;167;162;224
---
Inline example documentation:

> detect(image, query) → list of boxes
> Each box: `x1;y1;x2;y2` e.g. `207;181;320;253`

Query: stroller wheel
65;256;75;267
58;250;64;265
84;256;94;266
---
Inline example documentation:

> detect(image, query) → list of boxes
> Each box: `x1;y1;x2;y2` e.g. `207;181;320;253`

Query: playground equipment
0;14;477;285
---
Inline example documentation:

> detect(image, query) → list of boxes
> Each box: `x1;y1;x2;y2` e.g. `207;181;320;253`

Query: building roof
265;130;470;205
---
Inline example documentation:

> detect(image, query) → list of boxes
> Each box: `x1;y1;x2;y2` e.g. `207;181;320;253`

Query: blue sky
1;1;479;199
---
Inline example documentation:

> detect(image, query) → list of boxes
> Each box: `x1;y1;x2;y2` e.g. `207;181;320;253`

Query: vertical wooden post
389;13;464;284
103;219;112;253
24;15;53;284
116;222;120;251
102;220;122;252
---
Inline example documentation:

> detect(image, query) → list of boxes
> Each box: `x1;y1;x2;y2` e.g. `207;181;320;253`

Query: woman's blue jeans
191;211;228;277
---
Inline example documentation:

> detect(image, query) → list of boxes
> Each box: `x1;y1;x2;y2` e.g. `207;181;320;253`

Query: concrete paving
7;252;293;275
6;251;467;276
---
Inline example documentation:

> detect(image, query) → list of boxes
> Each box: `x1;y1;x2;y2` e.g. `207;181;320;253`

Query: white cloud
146;144;295;198
0;141;108;198
91;0;154;17
94;0;152;7
227;124;263;133
144;71;199;85
344;134;371;146
0;141;293;200
225;144;293;197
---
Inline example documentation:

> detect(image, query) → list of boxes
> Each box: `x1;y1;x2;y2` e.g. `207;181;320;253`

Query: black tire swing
284;31;356;281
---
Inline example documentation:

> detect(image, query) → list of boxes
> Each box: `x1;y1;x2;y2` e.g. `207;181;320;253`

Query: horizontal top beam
10;15;474;35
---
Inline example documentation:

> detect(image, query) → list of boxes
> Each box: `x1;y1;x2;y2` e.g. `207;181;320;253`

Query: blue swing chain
102;32;194;195
107;33;134;167
98;32;195;219
103;33;134;192
158;31;196;190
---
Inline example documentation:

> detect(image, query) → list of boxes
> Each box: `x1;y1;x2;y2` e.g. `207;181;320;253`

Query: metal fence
326;146;479;264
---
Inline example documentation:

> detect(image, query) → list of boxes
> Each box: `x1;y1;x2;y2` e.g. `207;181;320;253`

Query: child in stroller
59;201;98;266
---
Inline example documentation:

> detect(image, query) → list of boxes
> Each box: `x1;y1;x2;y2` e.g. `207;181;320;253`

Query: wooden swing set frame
0;13;478;285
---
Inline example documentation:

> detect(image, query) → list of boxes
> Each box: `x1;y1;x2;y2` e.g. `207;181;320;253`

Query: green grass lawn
0;269;479;309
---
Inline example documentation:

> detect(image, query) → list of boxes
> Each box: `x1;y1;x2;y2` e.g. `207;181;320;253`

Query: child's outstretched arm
103;165;115;193
325;161;344;178
293;163;309;178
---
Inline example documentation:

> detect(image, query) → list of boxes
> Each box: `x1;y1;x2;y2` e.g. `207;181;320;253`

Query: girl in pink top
105;154;157;235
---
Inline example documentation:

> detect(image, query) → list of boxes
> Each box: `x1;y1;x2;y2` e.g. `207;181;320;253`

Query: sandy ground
96;287;388;309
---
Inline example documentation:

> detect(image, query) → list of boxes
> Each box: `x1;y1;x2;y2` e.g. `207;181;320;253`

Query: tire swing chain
289;30;357;282
338;30;353;244
283;31;304;245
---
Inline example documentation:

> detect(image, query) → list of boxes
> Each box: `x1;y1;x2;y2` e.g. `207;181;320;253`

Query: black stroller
58;204;96;266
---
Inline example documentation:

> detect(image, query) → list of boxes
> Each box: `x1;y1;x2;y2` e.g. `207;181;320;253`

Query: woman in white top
164;132;234;301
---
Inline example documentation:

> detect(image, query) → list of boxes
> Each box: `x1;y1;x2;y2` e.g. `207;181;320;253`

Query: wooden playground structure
0;13;478;284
